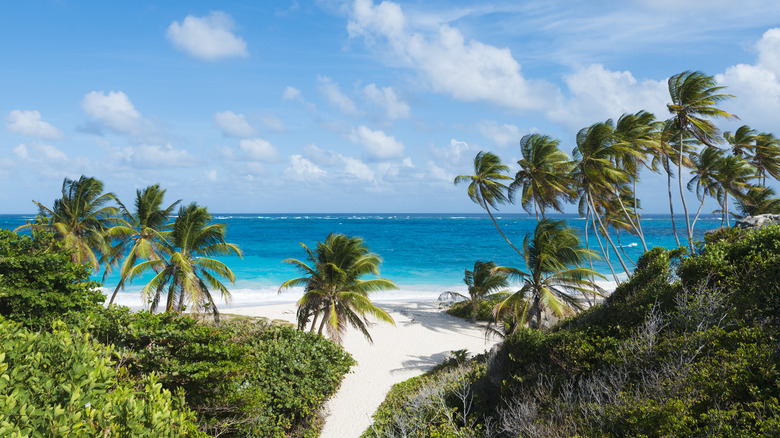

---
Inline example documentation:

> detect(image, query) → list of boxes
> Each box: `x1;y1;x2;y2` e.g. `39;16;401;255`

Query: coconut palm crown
439;260;509;324
280;233;397;344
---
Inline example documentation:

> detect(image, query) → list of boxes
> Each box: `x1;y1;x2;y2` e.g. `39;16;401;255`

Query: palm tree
712;155;755;226
667;70;736;252
439;261;509;324
724;125;757;159
688;147;725;231
736;185;780;217
132;203;242;321
105;184;181;306
571;121;632;280
509;133;573;221
752;133;780;187
15;175;121;272
279;233;397;344
613;110;660;251
455;151;522;256
493;219;604;331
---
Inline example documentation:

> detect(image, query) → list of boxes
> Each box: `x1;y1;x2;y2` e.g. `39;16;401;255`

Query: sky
2;0;780;214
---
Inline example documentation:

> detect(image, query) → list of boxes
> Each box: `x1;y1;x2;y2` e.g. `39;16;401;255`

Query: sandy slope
227;300;501;438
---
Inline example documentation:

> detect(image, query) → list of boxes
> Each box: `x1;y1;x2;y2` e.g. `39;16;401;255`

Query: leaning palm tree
752;133;780;187
688;146;725;231
724;125;757;159
15;175;121;272
712;155;755;226
105;184;181;306
279;233;397;344
510;133;574;221
133;203;242;321
667;70;737;252
455;151;522;256
439;261;509;324
493;219;605;331
735;185;780;217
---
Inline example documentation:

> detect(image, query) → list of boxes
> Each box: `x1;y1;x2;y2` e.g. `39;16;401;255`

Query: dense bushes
367;225;780;437
0;229;355;437
0;318;203;437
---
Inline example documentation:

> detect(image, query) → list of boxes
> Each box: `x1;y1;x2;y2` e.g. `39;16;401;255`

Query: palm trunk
484;203;523;257
725;193;730;227
632;178;648;251
317;309;329;336
679;130;695;253
588;194;631;278
692;196;707;231
615;186;647;252
472;301;478;324
108;281;124;306
615;229;636;267
583;206;595;306
667;160;681;247
591;208;619;284
309;312;320;332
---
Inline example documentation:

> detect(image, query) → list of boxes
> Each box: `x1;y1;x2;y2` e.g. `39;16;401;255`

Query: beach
227;300;503;438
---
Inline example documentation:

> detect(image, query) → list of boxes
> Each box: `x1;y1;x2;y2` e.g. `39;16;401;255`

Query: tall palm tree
455;151;522;256
667;70;736;252
655;121;696;247
509;133;573;221
132;203;242;321
279;233;397;344
105;184;181;306
493;219;604;331
712;155;755;226
724;125;757;159
613;110;660;251
688;147;725;230
571;121;632;279
15;175;121;272
439;261;509;324
752;133;780;187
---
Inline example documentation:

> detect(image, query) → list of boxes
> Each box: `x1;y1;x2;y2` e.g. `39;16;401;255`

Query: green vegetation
280;233;398;344
439;261;509;324
366;225;780;437
0;227;354;436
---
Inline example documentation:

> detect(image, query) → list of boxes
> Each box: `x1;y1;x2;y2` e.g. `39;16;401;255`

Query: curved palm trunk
615;229;637;267
588;194;631;278
667;160;682;247
724;193;730;227
582;207;594;306
632;179;648;252
309;312;320;332
692;196;707;231
590;208;620;284
679;131;695;253
484;203;523;256
614;186;647;252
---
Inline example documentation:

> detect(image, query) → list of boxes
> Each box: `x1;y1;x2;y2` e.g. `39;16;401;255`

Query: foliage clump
367;225;780;437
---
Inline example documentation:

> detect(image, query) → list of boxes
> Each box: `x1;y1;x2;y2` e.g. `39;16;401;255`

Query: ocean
1;213;723;309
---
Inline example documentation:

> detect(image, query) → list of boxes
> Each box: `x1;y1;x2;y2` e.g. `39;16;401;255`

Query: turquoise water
1;213;722;308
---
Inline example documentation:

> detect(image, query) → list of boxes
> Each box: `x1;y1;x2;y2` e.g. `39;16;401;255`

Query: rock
733;214;780;229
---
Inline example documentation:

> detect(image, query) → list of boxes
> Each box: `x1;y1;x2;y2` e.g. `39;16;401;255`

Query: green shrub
0;318;203;437
446;295;503;322
0;229;104;329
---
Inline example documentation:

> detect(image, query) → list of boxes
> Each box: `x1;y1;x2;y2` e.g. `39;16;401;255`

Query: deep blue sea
0;213;722;308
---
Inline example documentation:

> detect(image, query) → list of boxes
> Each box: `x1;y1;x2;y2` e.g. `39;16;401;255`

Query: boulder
733;214;780;229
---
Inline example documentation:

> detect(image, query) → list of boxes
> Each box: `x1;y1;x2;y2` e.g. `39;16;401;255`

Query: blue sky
2;0;780;214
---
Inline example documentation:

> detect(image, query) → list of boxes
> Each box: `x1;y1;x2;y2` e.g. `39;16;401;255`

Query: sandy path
228;300;500;438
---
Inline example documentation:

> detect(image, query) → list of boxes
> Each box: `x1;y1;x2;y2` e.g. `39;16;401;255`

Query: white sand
227;300;501;438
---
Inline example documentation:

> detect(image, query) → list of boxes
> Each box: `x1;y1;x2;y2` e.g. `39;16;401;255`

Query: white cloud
477;121;520;148
342;156;375;182
285;154;327;181
317;75;358;115
716;28;780;130
364;84;410;119
5;110;65;140
214;111;255;138
167;11;248;61
82;90;156;138
430;138;471;165
303;144;342;166
548;64;668;130
349;125;405;159
118;144;198;168
239;138;280;162
347;0;559;112
13;142;89;176
282;86;302;100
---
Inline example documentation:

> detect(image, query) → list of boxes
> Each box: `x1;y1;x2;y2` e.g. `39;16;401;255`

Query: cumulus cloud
282;86;302;100
285;154;327;181
364;84;410;119
5;110;65;140
82;90;157;138
303;144;342;166
477;121;521;148
13;142;89;176
430;138;471;165
349;125;405;159
716;28;780;130
347;0;559;112
167;11;248;61
342;156;375;182
214;111;255;138
317;76;358;115
117;144;198;168
548;64;668;130
239;138;280;162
